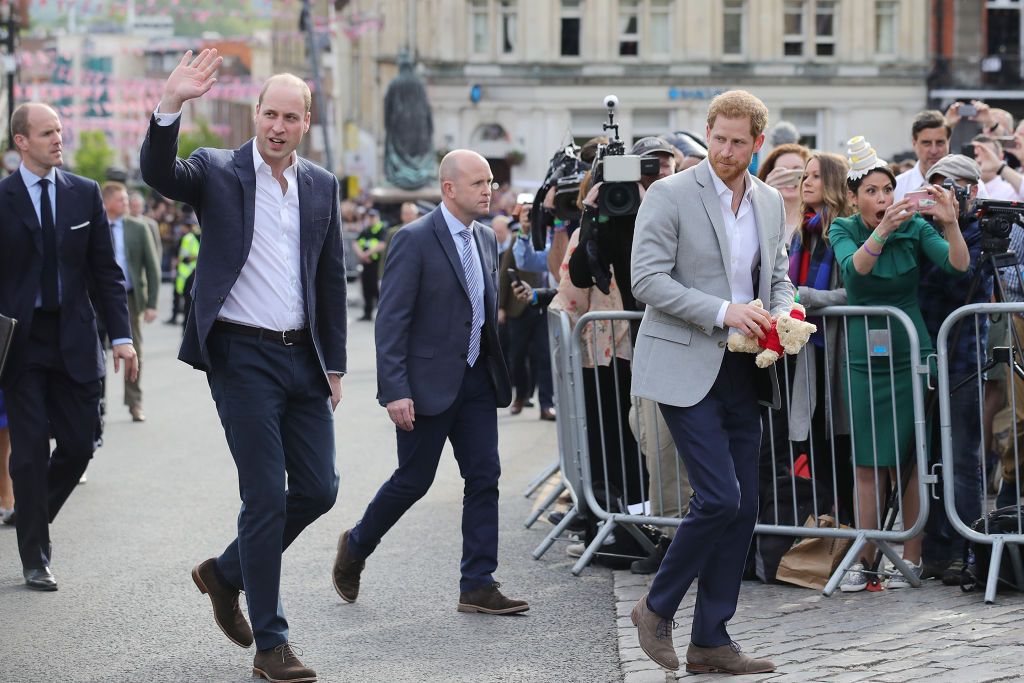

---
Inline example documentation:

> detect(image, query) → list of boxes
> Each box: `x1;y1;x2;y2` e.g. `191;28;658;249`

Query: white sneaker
886;561;922;589
840;562;868;592
566;542;585;558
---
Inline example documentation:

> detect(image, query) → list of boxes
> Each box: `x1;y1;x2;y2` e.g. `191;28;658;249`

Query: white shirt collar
251;139;298;179
439;201;473;236
708;163;752;202
19;163;57;188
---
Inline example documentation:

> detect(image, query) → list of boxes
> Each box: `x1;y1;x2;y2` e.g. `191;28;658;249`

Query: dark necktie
39;178;59;311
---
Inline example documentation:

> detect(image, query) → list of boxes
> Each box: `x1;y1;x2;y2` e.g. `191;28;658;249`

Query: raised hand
159;49;223;114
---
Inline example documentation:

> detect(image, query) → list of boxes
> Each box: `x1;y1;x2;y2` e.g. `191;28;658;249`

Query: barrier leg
572;519;617;576
533;505;579;560
985;537;1006;604
523;460;560;498
1008;543;1024;591
621;521;659;555
524;480;566;529
874;540;922;588
824;533;868;596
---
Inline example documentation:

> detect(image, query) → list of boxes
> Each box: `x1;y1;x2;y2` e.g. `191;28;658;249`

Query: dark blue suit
349;206;512;591
0;167;131;571
141;117;347;650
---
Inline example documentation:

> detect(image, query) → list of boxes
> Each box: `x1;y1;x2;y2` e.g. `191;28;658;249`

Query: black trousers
7;311;101;570
506;310;553;409
361;264;379;318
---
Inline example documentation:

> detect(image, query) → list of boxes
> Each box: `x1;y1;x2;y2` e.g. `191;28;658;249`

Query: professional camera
972;197;1024;253
529;143;589;250
592;95;660;217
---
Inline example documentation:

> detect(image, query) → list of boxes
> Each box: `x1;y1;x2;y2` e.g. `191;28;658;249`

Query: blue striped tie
458;228;484;366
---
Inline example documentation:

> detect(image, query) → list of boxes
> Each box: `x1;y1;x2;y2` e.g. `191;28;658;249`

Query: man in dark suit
0;102;138;591
140;50;346;683
103;181;160;422
332;150;528;616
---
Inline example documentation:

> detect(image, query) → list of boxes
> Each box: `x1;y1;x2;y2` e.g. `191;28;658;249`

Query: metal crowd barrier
936;302;1024;604
550;306;932;594
530;310;589;559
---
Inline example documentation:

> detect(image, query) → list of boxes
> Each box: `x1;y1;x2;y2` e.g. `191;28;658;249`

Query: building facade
335;0;932;188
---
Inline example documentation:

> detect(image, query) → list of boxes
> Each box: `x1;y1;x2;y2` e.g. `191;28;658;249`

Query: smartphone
959;102;978;117
960;142;977;159
781;168;804;187
507;268;522;286
905;189;936;212
997;135;1019;150
516;192;535;205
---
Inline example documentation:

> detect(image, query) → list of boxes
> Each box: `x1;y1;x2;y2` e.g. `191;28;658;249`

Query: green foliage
178;119;225;159
74;130;115;183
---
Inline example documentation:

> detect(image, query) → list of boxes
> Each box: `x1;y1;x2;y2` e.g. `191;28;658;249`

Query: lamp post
0;0;18;150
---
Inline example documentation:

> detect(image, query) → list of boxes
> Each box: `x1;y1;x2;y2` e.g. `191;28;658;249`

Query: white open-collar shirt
709;165;760;330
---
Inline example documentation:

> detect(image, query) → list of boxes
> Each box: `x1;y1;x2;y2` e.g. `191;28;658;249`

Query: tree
74;130;115;184
178;118;225;159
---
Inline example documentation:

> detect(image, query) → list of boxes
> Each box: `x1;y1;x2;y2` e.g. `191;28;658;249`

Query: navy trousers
349;360;501;592
6;311;101;570
206;328;339;651
507;310;553;410
647;352;761;648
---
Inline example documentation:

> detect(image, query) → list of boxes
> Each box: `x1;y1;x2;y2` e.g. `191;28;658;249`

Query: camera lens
600;181;641;216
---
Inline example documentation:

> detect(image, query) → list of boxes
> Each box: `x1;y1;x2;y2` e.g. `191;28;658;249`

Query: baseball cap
630;136;676;158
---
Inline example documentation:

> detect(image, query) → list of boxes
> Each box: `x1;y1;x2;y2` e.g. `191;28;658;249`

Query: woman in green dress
828;136;968;591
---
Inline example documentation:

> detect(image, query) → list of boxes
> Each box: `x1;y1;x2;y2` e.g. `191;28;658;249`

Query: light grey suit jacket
630;159;794;408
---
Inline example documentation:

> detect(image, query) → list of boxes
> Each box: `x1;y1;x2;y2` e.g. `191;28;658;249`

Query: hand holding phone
507;268;522;286
959;102;978;117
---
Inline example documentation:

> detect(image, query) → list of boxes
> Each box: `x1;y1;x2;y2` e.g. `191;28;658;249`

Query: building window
649;0;672;56
875;0;897;56
783;0;806;56
561;0;582;56
815;0;837;57
723;0;746;56
619;0;640;56
470;0;489;57
499;0;518;55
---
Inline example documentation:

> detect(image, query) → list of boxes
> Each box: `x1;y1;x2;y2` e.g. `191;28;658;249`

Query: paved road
0;285;620;683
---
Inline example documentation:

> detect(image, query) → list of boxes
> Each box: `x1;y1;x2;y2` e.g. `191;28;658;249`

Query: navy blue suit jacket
0;168;131;388
375;206;512;415
139;116;347;389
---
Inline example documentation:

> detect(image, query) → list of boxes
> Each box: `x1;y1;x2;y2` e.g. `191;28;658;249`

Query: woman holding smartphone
828;137;968;592
784;152;855;523
757;143;811;243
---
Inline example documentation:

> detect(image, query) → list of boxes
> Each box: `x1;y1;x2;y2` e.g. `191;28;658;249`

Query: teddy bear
726;299;817;368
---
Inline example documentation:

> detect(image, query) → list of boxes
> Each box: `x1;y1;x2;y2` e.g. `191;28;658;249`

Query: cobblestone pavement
612;568;1024;682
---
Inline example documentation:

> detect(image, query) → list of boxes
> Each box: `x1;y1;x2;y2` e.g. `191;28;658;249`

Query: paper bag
775;515;853;590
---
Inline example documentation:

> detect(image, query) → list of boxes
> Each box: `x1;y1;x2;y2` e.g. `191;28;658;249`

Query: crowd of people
2;48;1024;679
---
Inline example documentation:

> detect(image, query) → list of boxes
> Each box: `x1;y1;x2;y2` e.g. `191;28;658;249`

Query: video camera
530;143;589;250
592;95;660;217
972;196;1024;254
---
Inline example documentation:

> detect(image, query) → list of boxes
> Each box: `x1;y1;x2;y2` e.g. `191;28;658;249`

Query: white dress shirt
894;162;926;202
708;167;760;330
439;202;485;333
215;143;305;331
985;175;1020;200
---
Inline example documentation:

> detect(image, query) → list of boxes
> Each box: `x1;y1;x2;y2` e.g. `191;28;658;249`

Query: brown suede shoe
252;643;317;682
457;581;529;615
191;558;253;648
631;594;679;671
686;642;776;675
331;529;364;603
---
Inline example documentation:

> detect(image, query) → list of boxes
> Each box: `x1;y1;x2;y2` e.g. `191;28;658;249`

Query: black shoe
163;318;178;325
358;315;373;321
24;566;58;591
523;399;535;408
920;559;951;581
546;510;587;533
942;559;966;586
631;538;670;575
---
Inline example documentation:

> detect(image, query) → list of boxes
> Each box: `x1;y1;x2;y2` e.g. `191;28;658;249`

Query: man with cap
915;154;994;585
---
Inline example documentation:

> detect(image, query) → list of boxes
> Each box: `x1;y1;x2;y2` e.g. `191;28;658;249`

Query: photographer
914;155;994;584
568;136;677;312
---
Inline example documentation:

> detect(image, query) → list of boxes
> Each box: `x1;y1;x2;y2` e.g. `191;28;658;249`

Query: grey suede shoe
686;641;776;674
631;594;679;671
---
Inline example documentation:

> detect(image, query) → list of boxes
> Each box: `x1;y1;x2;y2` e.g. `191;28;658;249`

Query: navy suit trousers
647;352;761;648
349;361;501;592
206;328;339;651
6;311;101;570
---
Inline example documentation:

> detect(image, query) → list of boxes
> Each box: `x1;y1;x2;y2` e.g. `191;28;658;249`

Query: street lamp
0;0;18;150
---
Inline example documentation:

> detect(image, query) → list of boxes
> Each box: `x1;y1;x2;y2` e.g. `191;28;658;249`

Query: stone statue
383;53;435;190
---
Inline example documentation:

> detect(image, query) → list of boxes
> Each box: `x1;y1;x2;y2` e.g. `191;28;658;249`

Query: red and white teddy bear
726;299;817;368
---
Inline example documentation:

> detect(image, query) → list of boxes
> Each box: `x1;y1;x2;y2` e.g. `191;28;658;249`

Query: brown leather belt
213;320;311;346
